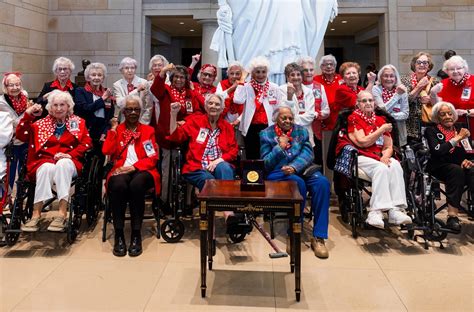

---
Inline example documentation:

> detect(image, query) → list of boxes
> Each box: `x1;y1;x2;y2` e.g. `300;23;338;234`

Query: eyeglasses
57;67;71;72
439;111;453;117
201;72;215;78
416;60;429;66
124;107;141;113
322;63;335;67
359;98;375;103
6;83;21;88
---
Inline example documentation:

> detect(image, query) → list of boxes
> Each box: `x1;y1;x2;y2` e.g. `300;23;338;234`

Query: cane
247;214;288;258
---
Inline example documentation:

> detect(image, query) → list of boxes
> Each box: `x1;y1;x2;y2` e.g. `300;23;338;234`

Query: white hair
119;57;138;71
204;93;225;114
84;62;107;82
45;90;75;115
52;57;75;73
377;64;401;86
431;101;458;124
227;61;244;71
148;54;169;71
296;56;315;67
443;55;469;73
318;54;337;68
2;73;23;94
247;56;271;73
271;104;294;123
123;94;142;110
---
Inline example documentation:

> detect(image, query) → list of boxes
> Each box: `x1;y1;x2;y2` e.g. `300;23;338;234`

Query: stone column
198;19;221;81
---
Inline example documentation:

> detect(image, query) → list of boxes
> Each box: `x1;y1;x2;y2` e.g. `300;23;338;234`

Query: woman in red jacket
17;90;92;233
103;95;160;257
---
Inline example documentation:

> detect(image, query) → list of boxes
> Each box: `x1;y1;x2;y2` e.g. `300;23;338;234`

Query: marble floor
1;208;473;312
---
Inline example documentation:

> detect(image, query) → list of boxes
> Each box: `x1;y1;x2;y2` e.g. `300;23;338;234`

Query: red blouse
314;74;342;130
326;84;364;130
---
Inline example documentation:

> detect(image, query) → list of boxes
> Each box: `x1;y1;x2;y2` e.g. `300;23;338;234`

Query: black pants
313;136;323;167
244;124;267;160
431;164;474;209
108;171;154;231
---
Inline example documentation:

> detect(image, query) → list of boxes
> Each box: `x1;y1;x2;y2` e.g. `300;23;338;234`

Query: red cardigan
326;84;364;130
102;123;160;195
314;74;342;130
167;114;238;174
16;113;92;180
150;76;204;149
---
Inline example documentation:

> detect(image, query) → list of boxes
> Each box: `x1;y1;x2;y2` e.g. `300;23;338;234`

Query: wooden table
197;180;303;301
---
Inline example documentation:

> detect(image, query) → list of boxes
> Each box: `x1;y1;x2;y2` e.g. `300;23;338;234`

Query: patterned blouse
400;74;439;141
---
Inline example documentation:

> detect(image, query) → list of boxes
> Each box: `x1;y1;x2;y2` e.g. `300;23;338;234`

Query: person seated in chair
168;93;247;233
347;91;412;229
260;105;330;259
103;95;160;257
17;90;92;232
424;101;473;232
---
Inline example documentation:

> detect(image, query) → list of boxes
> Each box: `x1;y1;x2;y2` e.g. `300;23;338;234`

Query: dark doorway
182;48;201;81
325;47;343;73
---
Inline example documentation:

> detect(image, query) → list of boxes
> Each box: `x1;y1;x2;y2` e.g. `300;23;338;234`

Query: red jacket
326;84;364;130
167;114;238;174
150;76;204;149
314;74;342;130
16;113;92;180
102;123;161;195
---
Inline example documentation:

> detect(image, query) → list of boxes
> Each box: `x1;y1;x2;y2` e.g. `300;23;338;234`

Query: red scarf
250;79;270;109
381;86;396;103
170;86;187;105
354;108;376;126
274;125;293;150
196;83;214;96
9;93;27;115
50;79;73;91
410;73;431;89
450;73;470;87
122;128;141;144
322;75;336;85
220;79;233;91
35;115;81;150
84;82;105;97
437;124;457;153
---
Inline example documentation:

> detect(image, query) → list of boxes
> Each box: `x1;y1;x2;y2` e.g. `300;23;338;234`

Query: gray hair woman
112;57;149;123
216;60;244;123
37;57;77;109
148;54;169;81
373;64;409;146
17;90;92;232
424;101;473;232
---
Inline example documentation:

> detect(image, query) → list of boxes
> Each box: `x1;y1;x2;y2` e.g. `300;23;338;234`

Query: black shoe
128;233;143;257
446;216;461;233
113;234;127;257
226;213;252;234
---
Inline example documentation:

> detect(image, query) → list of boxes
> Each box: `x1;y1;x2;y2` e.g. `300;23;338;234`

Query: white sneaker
47;216;66;232
21;217;40;232
366;210;385;229
388;209;412;225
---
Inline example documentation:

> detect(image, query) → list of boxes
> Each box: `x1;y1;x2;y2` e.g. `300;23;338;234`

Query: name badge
461;87;471;100
69;120;79;133
185;100;193;113
313;88;321;99
142;140;156;157
461;138;473;152
268;97;277;105
196;128;209;144
393;107;400;113
375;135;384;146
298;100;306;112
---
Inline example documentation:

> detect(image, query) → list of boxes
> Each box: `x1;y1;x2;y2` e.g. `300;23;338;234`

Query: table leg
289;218;295;273
294;205;302;302
200;202;208;298
208;209;214;270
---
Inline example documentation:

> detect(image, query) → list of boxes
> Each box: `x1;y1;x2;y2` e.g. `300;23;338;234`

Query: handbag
102;136;134;178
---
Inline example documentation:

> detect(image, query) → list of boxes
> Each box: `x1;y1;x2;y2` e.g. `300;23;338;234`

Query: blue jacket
260;124;314;174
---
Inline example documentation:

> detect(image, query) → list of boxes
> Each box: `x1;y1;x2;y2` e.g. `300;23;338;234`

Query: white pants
358;156;407;211
34;158;77;204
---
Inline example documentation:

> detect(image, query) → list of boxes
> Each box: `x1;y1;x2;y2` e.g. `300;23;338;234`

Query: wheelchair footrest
5;229;22;233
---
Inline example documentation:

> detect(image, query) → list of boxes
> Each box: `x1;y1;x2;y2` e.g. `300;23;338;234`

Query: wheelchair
0;142;14;246
328;108;412;239
4;148;102;246
403;140;473;249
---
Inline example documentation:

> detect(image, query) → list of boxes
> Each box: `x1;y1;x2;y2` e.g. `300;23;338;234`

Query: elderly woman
112;57;149;123
102;95;160;257
0;112;13;193
37;57;77;109
75;62;114;145
401;52;438;142
347;91;411;228
0;73;31;188
216;61;244;123
260;105;330;258
332;62;376;128
150;63;203;210
168;93;243;231
146;54;169;126
234;56;283;159
193;64;217;97
296;57;330;165
373;64;409;146
431;56;474;138
424;102;473;232
16;90;92;232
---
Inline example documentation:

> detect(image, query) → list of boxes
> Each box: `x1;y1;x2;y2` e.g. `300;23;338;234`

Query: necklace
56;122;65;129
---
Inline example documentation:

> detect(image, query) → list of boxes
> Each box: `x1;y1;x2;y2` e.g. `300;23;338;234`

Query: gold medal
247;170;259;183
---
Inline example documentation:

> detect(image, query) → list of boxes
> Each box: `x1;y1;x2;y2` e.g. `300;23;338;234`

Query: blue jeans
267;169;330;239
9;143;27;189
183;162;235;191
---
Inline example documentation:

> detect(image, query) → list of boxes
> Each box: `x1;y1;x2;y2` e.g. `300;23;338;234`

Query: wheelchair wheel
66;202;81;244
86;156;101;226
229;232;246;243
160;218;184;243
425;218;448;242
351;213;358;239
